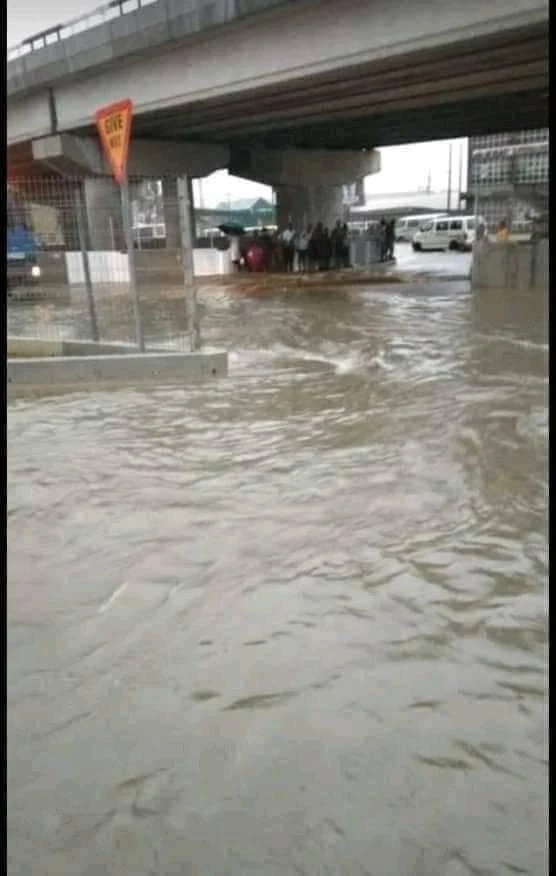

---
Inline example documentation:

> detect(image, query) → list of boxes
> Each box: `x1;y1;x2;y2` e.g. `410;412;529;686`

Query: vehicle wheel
448;240;459;251
412;243;421;252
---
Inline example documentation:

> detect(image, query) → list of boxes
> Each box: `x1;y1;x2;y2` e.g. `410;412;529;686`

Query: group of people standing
280;220;351;273
231;220;351;273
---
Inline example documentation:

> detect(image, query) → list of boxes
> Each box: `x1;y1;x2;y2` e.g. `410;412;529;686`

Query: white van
395;214;447;242
412;215;486;252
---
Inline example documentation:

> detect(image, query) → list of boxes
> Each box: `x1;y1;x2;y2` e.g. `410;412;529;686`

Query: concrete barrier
8;337;64;358
471;239;548;292
8;350;228;396
193;248;232;276
8;337;141;358
66;251;130;284
350;238;382;267
64;248;232;284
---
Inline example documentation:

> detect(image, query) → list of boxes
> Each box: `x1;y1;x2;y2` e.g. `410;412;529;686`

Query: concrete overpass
7;0;548;236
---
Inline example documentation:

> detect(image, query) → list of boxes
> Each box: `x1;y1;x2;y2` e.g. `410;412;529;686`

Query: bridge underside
8;21;547;181
71;21;547;150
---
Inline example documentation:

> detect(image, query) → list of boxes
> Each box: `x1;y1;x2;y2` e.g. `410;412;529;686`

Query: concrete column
162;177;181;249
57;188;80;251
83;178;124;250
187;177;197;240
276;183;345;231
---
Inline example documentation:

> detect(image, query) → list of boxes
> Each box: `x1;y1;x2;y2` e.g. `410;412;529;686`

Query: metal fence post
74;183;100;342
177;176;200;351
120;174;145;352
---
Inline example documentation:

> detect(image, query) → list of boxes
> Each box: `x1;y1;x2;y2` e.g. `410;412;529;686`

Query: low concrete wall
8;351;228;395
66;251;129;284
350;238;382;267
64;248;232;285
471;239;548;291
8;336;141;358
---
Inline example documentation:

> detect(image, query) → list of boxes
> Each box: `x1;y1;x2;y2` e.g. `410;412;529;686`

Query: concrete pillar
276;183;345;231
163;176;197;248
187;177;196;240
83;178;124;250
162;177;180;249
57;186;80;251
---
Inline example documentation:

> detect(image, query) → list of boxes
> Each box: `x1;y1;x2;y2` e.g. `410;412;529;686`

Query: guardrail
7;0;159;61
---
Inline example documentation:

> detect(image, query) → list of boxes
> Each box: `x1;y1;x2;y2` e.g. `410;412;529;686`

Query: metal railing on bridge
7;0;159;61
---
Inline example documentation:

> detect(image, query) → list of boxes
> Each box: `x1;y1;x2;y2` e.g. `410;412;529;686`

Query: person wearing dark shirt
310;223;323;272
379;218;387;262
385;220;395;261
330;220;343;269
321;227;332;271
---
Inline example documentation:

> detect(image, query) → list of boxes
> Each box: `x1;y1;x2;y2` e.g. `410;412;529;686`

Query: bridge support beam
230;146;380;190
275;184;346;231
230;145;379;229
30;133;230;179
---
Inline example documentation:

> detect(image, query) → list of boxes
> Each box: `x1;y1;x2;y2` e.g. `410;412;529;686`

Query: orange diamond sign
95;99;133;184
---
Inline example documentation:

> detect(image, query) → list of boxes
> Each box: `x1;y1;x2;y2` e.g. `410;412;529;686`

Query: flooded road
7;275;548;875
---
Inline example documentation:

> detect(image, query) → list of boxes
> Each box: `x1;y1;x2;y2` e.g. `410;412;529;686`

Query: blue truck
7;189;42;294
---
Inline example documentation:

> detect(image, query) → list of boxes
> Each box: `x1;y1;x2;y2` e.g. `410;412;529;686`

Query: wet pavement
393;242;472;277
7;268;548;875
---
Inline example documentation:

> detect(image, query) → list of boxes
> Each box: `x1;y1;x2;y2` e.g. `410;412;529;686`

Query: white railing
472;142;549;158
7;0;160;62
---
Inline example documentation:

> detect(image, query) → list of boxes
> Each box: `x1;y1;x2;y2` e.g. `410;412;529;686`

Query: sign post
95;99;145;352
74;183;99;342
177;176;200;351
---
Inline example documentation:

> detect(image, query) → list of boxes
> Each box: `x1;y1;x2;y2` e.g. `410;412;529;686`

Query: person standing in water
385;220;395;261
321;227;332;271
308;224;321;272
378;218;388;262
296;224;312;272
330;220;343;269
229;234;241;271
341;222;351;268
280;222;297;272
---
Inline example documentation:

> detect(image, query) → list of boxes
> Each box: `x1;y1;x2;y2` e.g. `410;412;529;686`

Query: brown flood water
7;276;548;875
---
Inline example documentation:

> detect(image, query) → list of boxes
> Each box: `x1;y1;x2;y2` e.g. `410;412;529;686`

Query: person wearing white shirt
229;234;241;271
280;222;296;272
296;224;312;272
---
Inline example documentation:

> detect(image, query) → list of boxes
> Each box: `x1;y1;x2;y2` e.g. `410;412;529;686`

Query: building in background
466;129;548;232
342;180;366;209
349;189;460;222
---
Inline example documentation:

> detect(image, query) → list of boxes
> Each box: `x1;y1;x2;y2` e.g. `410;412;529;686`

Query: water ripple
8;278;547;875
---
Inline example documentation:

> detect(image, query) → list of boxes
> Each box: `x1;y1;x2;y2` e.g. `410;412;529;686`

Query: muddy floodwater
7;269;548;875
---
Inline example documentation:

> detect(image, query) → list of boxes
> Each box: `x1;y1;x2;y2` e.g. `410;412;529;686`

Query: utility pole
457;143;464;207
447;143;453;212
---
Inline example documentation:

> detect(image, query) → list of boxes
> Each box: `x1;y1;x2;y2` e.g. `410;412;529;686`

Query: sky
195;139;468;209
8;0;468;209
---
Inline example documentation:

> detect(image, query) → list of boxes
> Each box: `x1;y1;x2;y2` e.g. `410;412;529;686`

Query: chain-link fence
7;174;207;351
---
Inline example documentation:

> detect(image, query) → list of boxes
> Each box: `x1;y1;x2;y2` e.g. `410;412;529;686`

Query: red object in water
246;244;266;272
